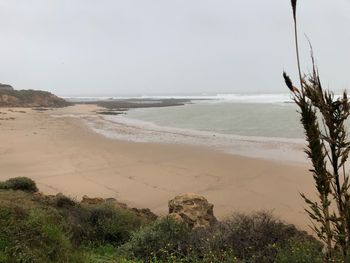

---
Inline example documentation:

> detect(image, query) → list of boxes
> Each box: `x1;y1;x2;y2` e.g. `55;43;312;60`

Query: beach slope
0;105;313;230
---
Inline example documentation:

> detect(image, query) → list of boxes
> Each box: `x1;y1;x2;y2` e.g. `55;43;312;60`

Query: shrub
120;216;240;263
0;232;8;263
2;177;38;192
120;216;191;262
204;211;317;263
54;194;77;208
274;238;323;263
0;206;84;263
120;212;317;263
0;190;145;262
86;203;142;245
0;182;6;190
83;244;144;263
57;202;144;246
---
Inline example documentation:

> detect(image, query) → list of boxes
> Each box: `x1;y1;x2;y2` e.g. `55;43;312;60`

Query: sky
0;0;350;96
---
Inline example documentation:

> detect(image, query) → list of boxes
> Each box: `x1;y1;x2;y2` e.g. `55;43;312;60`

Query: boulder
168;193;217;229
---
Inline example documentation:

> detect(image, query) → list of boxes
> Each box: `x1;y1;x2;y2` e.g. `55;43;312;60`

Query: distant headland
0;83;71;108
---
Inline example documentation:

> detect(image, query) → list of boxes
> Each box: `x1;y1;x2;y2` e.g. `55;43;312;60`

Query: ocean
66;93;308;162
77;93;302;139
125;96;302;139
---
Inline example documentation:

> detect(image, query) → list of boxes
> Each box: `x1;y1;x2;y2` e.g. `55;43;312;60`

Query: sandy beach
0;105;314;230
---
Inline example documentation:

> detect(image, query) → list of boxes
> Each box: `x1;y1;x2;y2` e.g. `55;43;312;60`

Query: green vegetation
120;216;193;262
120;212;309;263
0;187;145;263
0;89;71;107
0;180;321;262
0;177;38;192
274;238;323;263
0;191;83;263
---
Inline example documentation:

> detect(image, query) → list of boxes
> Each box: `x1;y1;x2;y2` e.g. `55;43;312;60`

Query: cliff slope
0;88;71;107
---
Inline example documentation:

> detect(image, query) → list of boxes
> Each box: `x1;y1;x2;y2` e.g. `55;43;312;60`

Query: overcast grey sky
0;0;349;96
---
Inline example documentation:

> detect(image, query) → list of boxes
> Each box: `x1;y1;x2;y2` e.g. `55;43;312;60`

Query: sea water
68;93;308;162
122;94;303;139
125;101;302;139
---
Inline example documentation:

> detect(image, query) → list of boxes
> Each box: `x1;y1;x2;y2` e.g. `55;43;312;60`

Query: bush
32;191;147;246
120;212;318;263
120;216;240;263
85;203;143;245
201;211;317;263
57;202;144;246
0;232;8;263
121;216;191;262
0;206;84;263
83;244;143;263
0;182;6;190
54;194;77;208
0;190;146;262
1;177;38;192
274;238;323;263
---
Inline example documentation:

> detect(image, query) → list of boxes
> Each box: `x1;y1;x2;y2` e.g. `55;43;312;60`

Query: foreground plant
284;0;350;260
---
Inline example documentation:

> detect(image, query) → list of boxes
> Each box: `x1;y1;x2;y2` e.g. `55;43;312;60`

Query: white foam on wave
213;93;293;103
63;93;294;104
59;112;307;163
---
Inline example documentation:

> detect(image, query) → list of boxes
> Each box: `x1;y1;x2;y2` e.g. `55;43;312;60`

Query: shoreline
56;107;306;164
0;105;313;231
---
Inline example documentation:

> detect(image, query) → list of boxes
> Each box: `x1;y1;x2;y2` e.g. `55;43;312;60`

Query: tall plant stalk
284;0;350;260
291;0;303;90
